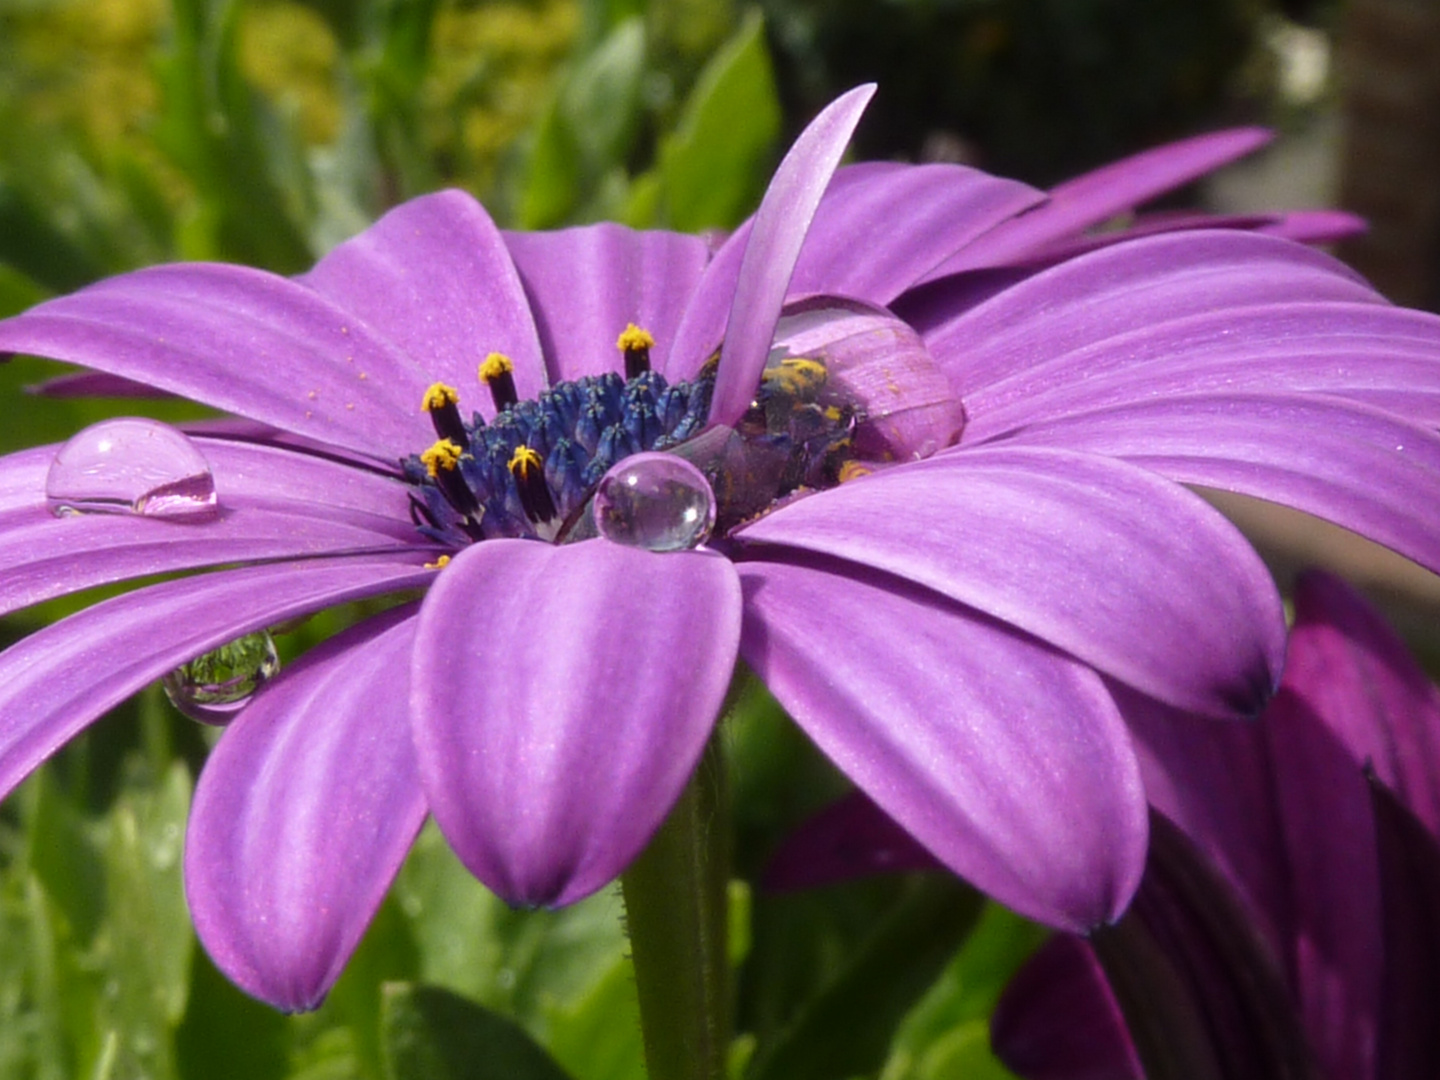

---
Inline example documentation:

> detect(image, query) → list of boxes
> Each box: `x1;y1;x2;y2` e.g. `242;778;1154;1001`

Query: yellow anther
425;554;452;571
616;323;656;353
422;382;460;412
421;439;464;478
479;352;515;382
508;445;543;478
837;460;873;484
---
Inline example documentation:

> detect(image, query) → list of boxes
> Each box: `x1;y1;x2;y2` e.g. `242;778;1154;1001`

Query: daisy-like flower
2;84;1439;1012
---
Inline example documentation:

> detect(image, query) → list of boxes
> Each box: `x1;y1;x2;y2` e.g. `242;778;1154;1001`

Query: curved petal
991;934;1144;1080
735;446;1285;718
0;555;433;803
707;85;876;425
411;538;741;906
0;264;431;460
991;393;1440;575
299;190;546;414
914;231;1382;399
1287;570;1440;838
932;127;1273;274
763;790;941;891
502;224;710;384
960;302;1440;439
737;556;1148;931
781;161;1043;303
187;606;426;1013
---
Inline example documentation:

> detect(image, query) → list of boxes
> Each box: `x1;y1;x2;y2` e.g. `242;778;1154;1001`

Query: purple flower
1;84;1438;1012
991;570;1440;1080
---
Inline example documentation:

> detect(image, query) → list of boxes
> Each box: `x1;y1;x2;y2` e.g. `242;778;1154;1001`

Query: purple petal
959;302;1440;439
0;555;432;803
1370;778;1440;1080
782;161;1043;302
0;263;430;460
299;190;546;414
707;86;875;425
991;394;1440;577
991;935;1144;1080
737;558;1147;930
411;538;741;906
763;791;941;891
187;606;426;1012
934;127;1273;274
502;224;710;384
915;230;1382;403
735;446;1285;718
1286;570;1440;836
28;370;175;398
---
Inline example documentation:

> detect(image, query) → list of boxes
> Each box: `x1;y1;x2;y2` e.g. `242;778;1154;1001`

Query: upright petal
738;557;1148;930
735;446;1285;718
503;224;710;383
299;190;547;413
186;607;426;1012
707;85;875;425
411;538;741;907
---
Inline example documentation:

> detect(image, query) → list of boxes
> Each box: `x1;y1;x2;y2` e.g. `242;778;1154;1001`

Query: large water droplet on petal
593;452;716;552
46;418;218;519
162;631;280;725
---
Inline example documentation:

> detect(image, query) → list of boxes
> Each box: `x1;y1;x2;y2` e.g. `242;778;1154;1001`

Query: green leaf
543;958;646;1080
174;946;290;1080
656;10;780;231
747;877;984;1080
381;983;574;1080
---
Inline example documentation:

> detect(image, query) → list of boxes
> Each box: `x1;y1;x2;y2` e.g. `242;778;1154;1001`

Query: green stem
621;734;730;1080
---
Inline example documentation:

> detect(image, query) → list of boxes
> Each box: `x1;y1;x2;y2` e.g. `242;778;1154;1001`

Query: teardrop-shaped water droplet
593;452;716;552
162;631;280;725
46;418;218;519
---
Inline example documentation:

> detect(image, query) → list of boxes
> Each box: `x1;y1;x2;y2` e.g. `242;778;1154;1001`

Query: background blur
1;2;1436;1078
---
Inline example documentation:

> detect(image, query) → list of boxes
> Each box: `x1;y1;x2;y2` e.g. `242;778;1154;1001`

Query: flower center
402;322;869;549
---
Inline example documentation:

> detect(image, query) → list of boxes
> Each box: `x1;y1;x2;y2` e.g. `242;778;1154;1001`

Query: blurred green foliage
0;0;1307;1076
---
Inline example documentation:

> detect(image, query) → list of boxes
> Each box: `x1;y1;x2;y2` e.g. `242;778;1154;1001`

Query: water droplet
162;631;280;725
593;452;715;551
46;418;218;519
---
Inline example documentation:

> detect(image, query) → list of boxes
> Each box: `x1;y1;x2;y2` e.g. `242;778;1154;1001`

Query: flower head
1;85;1438;1011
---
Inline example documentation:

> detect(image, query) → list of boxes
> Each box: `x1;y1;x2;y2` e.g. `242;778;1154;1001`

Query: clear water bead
593;452;716;552
46;418;218;519
162;631;280;725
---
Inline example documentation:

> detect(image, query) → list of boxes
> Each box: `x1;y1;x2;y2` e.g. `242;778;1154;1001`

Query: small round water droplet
593;452;716;551
162;631;280;725
46;418;218;519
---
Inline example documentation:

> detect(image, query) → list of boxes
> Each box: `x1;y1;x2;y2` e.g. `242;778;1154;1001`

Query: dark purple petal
990;394;1440;576
916;231;1382;403
0;555;432;803
186;606;425;1013
411;538;741;907
28;370;176;398
959;302;1440;439
763;790;941;891
0;263;432;459
933;127;1273;274
1370;777;1440;1080
735;446;1284;717
299;190;546;414
991;934;1144;1080
503;224;710;384
737;557;1147;930
707;86;875;425
1287;570;1440;835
